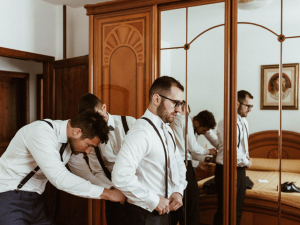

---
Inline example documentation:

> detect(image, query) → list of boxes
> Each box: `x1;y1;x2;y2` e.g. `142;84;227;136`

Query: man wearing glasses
112;76;187;225
213;90;253;225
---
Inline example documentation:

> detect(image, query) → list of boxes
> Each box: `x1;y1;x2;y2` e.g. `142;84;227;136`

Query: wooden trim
53;55;89;68
0;47;54;62
85;0;182;15
63;5;67;59
43;62;53;119
0;70;29;78
158;0;224;11
36;74;43;120
89;15;94;94
224;0;238;225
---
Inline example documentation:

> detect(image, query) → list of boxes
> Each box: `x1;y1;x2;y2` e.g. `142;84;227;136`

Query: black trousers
0;191;54;225
170;160;200;225
105;200;130;225
125;202;169;225
213;164;246;225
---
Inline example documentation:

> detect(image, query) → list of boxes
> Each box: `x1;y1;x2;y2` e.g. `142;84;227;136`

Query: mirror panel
161;2;225;224
237;1;281;224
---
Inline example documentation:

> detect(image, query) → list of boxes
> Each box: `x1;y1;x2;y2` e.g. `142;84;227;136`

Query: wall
66;6;89;58
160;0;300;149
0;0;63;59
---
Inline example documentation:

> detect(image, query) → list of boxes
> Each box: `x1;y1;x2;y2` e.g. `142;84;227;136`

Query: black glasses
159;94;185;109
238;101;253;109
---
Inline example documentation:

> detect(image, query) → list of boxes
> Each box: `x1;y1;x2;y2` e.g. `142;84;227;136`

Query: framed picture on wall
261;63;299;110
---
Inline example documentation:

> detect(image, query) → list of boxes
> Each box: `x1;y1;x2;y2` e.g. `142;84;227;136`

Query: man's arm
26;128;124;202
186;118;211;160
205;130;219;149
68;152;113;189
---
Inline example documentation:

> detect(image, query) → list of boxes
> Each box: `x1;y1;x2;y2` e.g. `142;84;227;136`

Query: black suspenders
92;116;130;181
121;116;129;134
15;120;67;193
141;117;169;199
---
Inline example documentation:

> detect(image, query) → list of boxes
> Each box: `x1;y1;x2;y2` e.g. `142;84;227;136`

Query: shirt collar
107;112;115;129
144;109;166;130
59;120;69;143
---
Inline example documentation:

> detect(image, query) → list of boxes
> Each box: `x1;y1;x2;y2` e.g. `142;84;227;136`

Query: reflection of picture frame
261;63;299;110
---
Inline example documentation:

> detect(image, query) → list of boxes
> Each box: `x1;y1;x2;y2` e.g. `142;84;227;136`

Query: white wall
66;6;89;58
161;0;300;147
0;0;63;59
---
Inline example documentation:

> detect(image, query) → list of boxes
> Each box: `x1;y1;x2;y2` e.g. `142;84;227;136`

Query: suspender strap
141;117;168;199
237;124;241;148
15;120;67;193
121;116;129;134
168;131;176;152
95;146;112;181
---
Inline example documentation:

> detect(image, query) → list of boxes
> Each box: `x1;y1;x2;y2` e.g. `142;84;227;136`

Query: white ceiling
42;0;113;8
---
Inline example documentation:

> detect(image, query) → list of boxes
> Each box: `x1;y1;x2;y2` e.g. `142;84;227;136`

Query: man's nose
176;105;182;113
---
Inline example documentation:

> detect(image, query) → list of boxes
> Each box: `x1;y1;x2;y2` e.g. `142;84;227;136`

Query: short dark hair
70;111;109;144
238;90;253;102
78;93;102;114
194;110;216;129
149;76;184;101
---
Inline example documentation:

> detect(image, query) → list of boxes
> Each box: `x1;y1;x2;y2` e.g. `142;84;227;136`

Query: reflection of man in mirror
212;90;253;225
268;72;292;100
170;107;217;225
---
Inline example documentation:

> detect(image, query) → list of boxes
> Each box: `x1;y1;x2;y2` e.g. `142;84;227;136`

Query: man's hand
169;192;183;211
198;161;216;171
209;148;217;156
155;196;169;215
100;188;126;203
245;158;253;168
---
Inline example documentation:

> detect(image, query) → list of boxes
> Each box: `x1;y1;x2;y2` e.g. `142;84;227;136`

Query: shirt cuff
237;157;249;167
144;192;160;212
173;182;187;196
89;184;104;199
205;149;210;155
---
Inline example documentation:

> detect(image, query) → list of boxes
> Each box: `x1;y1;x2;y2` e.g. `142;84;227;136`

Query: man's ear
72;128;82;139
194;120;199;128
102;104;107;113
237;101;240;108
152;94;161;106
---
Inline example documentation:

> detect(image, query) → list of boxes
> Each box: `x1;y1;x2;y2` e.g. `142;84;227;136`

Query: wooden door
0;71;29;156
44;55;90;225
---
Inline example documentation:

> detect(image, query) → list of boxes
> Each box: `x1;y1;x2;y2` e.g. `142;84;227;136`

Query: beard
157;100;176;123
238;105;248;118
69;137;80;155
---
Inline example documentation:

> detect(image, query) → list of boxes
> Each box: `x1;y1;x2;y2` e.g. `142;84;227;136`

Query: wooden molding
85;0;182;15
53;55;89;68
0;47;54;62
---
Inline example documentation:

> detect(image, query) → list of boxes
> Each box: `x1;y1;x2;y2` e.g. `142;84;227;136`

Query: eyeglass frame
238;101;253;109
158;94;186;109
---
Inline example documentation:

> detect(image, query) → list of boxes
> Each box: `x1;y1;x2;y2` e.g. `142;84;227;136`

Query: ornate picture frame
261;63;299;110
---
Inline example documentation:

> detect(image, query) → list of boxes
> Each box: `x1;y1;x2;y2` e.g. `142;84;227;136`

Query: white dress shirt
170;114;209;161
0;119;104;199
214;115;250;166
112;109;187;212
68;114;136;189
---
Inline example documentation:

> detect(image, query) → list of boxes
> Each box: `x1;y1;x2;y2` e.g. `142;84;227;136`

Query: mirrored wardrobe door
160;1;225;224
237;0;281;224
281;0;300;224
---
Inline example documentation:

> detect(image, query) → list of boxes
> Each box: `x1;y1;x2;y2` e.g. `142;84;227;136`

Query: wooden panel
53;56;89;120
93;10;152;118
0;71;29;156
249;130;300;159
44;55;89;225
